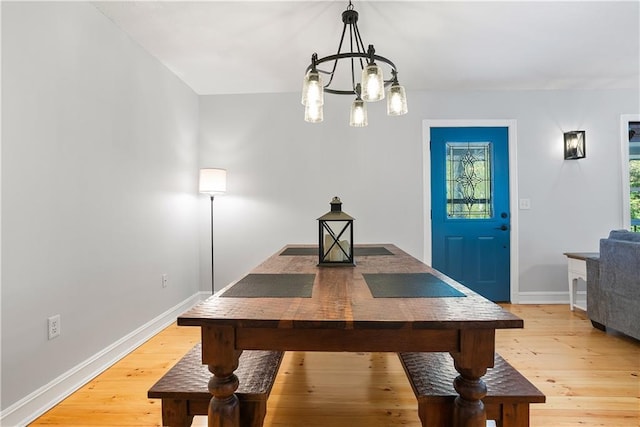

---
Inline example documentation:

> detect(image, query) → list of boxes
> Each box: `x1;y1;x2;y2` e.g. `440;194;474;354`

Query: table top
178;244;522;331
563;252;599;260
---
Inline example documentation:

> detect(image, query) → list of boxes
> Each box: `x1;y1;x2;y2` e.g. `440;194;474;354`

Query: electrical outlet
161;274;168;288
48;314;61;340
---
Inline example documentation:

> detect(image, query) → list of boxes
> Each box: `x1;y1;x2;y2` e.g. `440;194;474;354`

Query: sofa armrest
599;239;640;300
591;236;640;340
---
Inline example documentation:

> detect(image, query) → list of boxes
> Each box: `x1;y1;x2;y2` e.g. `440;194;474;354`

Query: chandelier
301;1;408;127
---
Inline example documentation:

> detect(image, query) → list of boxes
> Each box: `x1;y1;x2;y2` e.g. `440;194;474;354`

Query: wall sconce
564;131;586;160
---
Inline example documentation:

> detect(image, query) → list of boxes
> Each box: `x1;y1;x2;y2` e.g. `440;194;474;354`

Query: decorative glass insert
629;122;640;232
446;142;493;219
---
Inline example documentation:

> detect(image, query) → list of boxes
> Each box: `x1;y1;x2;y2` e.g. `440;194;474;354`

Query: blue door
431;127;510;301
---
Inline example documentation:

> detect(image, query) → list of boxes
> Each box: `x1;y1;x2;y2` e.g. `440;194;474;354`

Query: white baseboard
0;292;209;427
515;290;572;304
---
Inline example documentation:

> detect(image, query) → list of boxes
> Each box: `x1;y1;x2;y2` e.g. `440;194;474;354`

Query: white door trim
620;114;639;229
422;119;520;303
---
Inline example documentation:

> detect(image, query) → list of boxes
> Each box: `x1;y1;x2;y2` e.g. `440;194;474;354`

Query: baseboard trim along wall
516;290;574;305
0;292;210;427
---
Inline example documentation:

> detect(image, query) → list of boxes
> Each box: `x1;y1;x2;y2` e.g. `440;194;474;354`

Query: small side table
563;252;599;311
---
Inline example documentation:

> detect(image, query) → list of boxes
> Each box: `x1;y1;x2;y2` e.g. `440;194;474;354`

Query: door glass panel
446;142;492;219
630;122;640;232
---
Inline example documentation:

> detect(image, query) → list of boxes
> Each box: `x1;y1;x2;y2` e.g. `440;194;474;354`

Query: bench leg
420;401;453;427
239;400;267;427
161;399;195;427
499;403;530;427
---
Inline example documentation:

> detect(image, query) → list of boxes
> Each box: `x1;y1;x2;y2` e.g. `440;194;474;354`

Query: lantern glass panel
320;220;352;263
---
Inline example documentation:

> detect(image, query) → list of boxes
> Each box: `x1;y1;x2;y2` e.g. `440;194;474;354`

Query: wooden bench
148;343;283;427
398;352;545;427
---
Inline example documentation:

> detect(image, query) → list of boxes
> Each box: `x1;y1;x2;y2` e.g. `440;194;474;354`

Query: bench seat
398;352;545;427
148;343;283;427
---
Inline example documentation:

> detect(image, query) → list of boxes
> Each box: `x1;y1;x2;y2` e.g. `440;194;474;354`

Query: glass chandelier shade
301;69;324;107
350;87;368;127
361;62;385;102
387;82;408;116
305;102;324;123
301;1;407;126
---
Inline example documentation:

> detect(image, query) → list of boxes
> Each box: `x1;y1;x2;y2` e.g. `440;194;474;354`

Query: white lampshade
199;168;227;195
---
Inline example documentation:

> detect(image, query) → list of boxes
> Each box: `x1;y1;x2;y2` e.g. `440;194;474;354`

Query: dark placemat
280;246;394;256
362;273;466;298
221;274;315;298
280;247;317;256
355;246;394;256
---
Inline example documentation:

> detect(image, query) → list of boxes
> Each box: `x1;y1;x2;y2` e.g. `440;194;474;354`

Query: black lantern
318;197;355;266
564;130;586;160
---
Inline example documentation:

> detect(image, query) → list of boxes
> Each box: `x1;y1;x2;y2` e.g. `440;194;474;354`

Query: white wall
199;89;638;298
1;1;200;415
1;1;637;422
198;93;424;291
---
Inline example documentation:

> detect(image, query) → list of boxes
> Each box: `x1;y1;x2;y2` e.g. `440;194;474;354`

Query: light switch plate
519;198;531;210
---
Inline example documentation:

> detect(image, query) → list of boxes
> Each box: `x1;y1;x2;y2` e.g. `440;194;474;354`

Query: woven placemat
362;273;466;298
221;273;315;298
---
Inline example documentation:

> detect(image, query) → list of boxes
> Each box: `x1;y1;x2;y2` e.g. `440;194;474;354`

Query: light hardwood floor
30;304;640;427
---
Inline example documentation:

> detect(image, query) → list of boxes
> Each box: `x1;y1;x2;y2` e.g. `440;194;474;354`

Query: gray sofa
586;230;640;340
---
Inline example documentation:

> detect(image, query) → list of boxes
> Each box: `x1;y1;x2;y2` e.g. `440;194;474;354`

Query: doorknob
495;224;508;231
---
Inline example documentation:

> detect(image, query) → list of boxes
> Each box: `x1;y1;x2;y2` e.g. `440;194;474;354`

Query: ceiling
92;1;640;96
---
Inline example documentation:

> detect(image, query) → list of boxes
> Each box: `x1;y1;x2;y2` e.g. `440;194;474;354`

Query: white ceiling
93;1;640;96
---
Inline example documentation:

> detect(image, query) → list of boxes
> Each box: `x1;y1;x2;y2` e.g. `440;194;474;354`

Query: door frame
620;114;639;230
422;119;520;303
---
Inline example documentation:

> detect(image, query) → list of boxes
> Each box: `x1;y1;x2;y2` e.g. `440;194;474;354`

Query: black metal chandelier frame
304;2;400;96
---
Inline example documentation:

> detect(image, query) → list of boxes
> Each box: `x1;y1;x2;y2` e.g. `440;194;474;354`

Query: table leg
451;364;487;427
569;274;576;311
202;326;242;427
450;329;495;427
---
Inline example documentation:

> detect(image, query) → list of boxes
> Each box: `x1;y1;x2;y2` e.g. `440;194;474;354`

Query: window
630;121;640;232
446;142;492;219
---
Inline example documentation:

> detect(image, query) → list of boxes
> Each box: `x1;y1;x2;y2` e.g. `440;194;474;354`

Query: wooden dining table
177;244;523;427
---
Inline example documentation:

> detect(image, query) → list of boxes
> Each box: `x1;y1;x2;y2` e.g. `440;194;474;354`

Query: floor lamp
199;168;227;293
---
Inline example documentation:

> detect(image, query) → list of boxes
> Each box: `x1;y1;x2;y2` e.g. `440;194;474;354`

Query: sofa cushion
608;229;640;242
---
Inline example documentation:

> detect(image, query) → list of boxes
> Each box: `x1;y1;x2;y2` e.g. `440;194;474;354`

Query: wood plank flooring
30;304;640;427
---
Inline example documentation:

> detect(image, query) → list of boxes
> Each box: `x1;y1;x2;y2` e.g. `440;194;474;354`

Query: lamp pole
209;194;215;293
199;168;227;294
